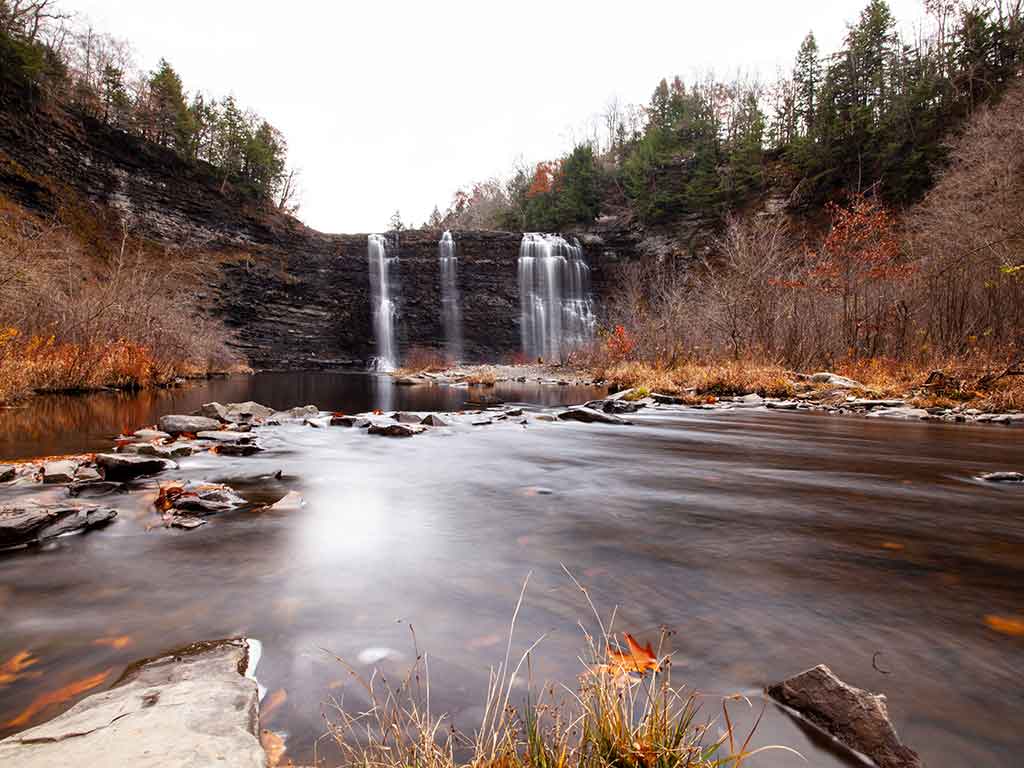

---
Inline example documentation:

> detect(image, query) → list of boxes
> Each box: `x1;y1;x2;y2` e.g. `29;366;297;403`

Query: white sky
61;0;927;233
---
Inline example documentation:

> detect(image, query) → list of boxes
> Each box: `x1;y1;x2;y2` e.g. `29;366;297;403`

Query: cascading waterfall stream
367;234;398;371
438;231;463;362
518;233;595;362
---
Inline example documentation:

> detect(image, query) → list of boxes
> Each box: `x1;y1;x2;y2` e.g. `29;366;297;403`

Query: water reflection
0;376;1022;768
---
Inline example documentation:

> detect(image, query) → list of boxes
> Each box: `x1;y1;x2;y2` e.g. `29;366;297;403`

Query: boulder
134;442;195;459
0;639;264;768
420;414;449;427
0;464;16;483
271;405;320;421
733;393;764;406
96;454;176;481
224;401;274;423
0;503;117;549
303;416;332;428
196;430;255;444
43;460;78;484
74;466;102;483
214;443;263;457
391;412;424;424
331;415;371;428
979;471;1024;484
158;414;222;435
767;665;922;768
195;402;230;421
161;481;247;515
867;407;930;420
556;407;632;425
268;490;304;511
132;428;171;441
810;372;863;389
368;423;423;437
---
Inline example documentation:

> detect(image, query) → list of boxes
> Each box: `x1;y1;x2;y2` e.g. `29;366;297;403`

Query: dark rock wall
0;100;637;368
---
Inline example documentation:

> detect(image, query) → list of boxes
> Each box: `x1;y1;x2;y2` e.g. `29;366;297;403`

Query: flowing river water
0;372;1022;767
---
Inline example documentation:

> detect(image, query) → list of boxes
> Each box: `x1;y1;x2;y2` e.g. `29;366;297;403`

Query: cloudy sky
62;0;926;233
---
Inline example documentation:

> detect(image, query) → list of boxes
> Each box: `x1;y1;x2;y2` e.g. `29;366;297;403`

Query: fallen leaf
261;729;287;767
0;650;40;686
261;688;288;722
596;633;661;678
5;669;111;727
984;615;1024;637
93;635;133;650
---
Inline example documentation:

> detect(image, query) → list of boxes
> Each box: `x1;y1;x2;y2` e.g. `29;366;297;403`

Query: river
1;372;1022;767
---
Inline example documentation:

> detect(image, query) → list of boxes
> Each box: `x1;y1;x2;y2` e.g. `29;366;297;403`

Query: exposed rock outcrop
0;503;117;549
0;639;265;768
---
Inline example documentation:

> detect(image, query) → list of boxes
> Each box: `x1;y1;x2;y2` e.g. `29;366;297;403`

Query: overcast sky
62;0;926;234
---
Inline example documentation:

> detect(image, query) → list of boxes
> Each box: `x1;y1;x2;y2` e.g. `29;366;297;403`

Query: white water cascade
438;231;463;362
518;233;596;362
368;234;398;371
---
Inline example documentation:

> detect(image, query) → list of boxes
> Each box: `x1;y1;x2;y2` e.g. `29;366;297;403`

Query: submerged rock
557;407;632;425
268;490;304;511
96;453;176;481
767;665;922;768
0;503;117;550
158;414;222;435
42;460;78;484
159;481;247;515
979;471;1024;484
368;423;424;437
68;481;126;498
0;639;263;768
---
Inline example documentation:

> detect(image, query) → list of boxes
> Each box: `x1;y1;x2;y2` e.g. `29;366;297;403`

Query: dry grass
323;576;791;768
0;193;241;404
395;347;451;376
590;356;1024;412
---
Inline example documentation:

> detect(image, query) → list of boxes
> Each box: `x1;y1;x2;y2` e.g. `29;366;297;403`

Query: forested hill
437;1;1024;238
0;0;298;213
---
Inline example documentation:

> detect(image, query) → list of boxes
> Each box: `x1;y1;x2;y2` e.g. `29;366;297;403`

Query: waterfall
518;233;595;362
368;234;398;371
438;231;463;362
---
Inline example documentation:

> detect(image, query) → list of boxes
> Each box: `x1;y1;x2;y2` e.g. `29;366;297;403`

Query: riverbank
391;360;1024;425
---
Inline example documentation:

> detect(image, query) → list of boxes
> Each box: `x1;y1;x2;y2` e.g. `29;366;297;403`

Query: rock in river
979;471;1023;484
767;664;922;768
557;407;632;425
0;639;265;768
157;414;222;435
43;459;78;484
0;465;16;483
421;414;449;427
96;453;177;481
0;503;117;549
368;423;424;437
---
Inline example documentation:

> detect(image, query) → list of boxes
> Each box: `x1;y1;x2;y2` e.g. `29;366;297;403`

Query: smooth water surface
1;372;1022;767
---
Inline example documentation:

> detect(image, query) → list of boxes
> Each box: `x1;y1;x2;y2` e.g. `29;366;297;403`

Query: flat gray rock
96;454;176;481
557;407;631;425
979;471;1024;484
868;407;930;420
158;414;222;435
0;639;264;768
0;503;117;549
43;460;78;484
133;428;171;441
767;664;922;768
196;430;255;444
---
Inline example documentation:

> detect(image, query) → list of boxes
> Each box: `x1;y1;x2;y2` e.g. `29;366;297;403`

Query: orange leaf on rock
261;729;287;767
5;669;111;727
984;615;1024;637
0;650;40;686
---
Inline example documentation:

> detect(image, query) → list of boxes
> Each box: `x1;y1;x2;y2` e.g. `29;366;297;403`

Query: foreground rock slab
158;414;222;435
767;664;922;768
0;638;264;768
96;453;176;481
0;503;117;549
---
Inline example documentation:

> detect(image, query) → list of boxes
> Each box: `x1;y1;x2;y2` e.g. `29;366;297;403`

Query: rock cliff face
0;100;642;368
